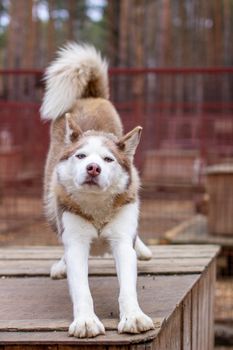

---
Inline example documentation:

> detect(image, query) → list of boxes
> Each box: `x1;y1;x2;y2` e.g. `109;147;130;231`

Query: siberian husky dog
40;43;154;338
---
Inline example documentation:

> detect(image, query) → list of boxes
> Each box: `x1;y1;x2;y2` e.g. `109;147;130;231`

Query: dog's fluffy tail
40;43;109;120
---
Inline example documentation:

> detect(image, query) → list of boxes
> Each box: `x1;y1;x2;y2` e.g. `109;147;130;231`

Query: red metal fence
0;68;233;241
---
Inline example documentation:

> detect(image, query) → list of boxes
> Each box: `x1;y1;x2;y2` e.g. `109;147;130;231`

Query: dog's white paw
69;315;105;338
135;237;152;261
50;258;66;280
118;311;154;334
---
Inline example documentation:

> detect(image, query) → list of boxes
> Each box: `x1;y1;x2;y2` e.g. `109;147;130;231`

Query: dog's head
56;113;142;195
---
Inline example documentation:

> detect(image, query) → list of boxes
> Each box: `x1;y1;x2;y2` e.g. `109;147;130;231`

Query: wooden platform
165;215;233;248
0;245;219;349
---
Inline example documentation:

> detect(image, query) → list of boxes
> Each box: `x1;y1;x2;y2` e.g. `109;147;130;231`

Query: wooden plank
0;246;218;348
182;291;192;350
4;346;54;350
0;247;64;260
197;269;205;350
208;262;215;350
203;268;209;350
163;216;199;241
191;282;198;350
58;346;108;350
0;318;163;332
190;261;216;350
0;255;217;277
166;215;233;247
0;245;219;260
58;345;109;350
0;274;199;345
206;167;233;235
0;330;159;346
0;275;199;327
154;307;182;350
150;245;219;258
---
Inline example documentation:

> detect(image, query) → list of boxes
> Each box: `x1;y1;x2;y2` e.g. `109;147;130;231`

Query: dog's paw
118;311;154;334
50;258;66;280
69;315;105;338
135;237;152;261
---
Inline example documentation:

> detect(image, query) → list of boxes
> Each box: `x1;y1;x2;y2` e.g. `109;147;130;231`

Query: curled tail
40;43;109;120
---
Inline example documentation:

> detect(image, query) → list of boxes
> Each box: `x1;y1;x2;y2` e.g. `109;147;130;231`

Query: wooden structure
206;164;233;235
0;244;219;349
165;215;233;247
143;149;198;184
164;215;233;275
1;68;233;239
164;216;233;347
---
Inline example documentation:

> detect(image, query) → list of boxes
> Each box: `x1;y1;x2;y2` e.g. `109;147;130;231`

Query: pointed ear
117;126;142;159
65;113;83;143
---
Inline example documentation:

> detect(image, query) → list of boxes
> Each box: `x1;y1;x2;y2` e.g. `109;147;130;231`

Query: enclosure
0;0;233;348
0;67;233;243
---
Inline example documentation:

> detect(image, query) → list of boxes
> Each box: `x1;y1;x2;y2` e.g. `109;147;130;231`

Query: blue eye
104;156;114;163
76;154;86;159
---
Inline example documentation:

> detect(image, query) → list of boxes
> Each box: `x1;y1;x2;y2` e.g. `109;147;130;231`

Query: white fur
40;43;109;120
48;130;154;338
50;255;66;279
43;43;154;338
102;203;154;333
56;135;129;229
50;237;152;280
135;237;152;261
57;136;128;193
59;202;154;338
62;212;105;337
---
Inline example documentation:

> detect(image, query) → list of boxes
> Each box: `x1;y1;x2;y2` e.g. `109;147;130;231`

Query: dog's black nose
86;163;101;177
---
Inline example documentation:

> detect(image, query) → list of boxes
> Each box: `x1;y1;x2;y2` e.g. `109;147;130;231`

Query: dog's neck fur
55;183;136;231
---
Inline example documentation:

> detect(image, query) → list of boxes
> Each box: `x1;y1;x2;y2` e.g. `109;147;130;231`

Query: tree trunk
47;0;56;62
67;0;77;41
119;0;130;66
106;1;120;66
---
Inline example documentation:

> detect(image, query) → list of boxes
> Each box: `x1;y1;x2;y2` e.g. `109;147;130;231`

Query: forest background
0;0;232;70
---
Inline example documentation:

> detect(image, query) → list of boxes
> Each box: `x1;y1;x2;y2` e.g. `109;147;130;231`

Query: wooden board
0;244;219;277
206;165;233;235
0;257;213;277
0;245;219;349
0;244;219;259
165;214;233;247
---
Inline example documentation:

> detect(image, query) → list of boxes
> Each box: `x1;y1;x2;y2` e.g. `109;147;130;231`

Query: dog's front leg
106;203;154;334
112;240;154;333
62;212;105;338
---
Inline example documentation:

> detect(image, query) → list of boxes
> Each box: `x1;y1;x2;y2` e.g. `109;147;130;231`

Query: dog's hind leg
50;256;67;279
135;236;152;261
50;237;152;280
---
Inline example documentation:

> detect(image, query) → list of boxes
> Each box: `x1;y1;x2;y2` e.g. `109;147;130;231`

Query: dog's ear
65;113;83;143
117;126;142;160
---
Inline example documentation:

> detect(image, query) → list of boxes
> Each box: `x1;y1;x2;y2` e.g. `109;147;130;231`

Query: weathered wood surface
0;244;218;277
0;244;219;259
165;214;233;247
0;245;219;349
206;164;233;236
